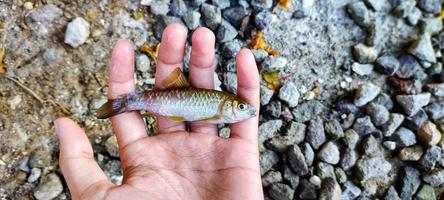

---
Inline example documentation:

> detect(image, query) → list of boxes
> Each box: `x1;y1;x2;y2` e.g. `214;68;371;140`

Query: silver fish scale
141;89;227;121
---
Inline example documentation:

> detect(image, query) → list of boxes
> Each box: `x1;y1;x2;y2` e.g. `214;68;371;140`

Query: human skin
55;24;263;200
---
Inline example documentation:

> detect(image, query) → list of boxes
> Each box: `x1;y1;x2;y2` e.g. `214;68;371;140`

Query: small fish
97;68;256;123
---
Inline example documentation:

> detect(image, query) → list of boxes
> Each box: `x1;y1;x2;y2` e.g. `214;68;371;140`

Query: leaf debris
140;43;160;65
251;32;279;56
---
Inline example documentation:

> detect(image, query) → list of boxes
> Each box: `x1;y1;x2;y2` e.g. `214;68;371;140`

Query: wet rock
319;178;341;200
375;55;400;75
353;43;378;64
408;34;436;63
385;186;401;200
393;127;417;147
299;179;317;199
399;145;424;161
396;93;431;116
415;184;436;200
340;148;358;171
201;3;222;31
317;162;336;180
419;146;442;170
356;156;392;181
279;81;300;107
255;11;276;30
419;17;443;35
250;0;273;11
29;4;62;23
318;142;340;165
292;100;326;122
424;101;444;120
220;40;242;58
223;72;237;94
324;119;344;139
260;85;274;105
365;103;389;126
27;168;42;183
169;0;187;17
260;150;279;175
183;11;201;30
404;109;428;131
423;169;444;187
352;63;373;76
354;82;381;107
262;170;282;187
64;17;90;48
265;100;281;118
222;6;249;27
353;116;376;136
288;145;308;176
258;120;282;144
347;2;371;27
262;56;288;71
217;20;237;43
303;142;315;167
33;173;63;200
341;181;361;200
283;166;300;189
418;0;441;14
29;149;52;168
306;117;326;149
399;167;421;200
344;129;360;149
105;135;119;158
362;135;383;156
426;83;444;97
396;53;421;79
383;141;396;150
418;121;442;146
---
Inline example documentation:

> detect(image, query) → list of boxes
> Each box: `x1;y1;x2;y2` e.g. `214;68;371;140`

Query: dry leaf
140;43;159;65
263;71;281;92
279;0;292;8
251;32;280;56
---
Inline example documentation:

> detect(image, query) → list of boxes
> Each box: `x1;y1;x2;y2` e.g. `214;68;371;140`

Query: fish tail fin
97;98;127;119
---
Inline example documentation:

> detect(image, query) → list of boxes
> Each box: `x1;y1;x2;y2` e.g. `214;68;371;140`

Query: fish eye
238;103;247;110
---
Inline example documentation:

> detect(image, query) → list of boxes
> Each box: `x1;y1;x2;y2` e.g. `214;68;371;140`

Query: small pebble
375;55;400;75
354;82;381;106
352;63;373;76
183;11;201;30
201;3;222;31
383;141;396;150
418;121;442;146
319;178;341;200
399;167;421;200
399;145;424;161
279;82;300;107
393;127;417;147
347;2;371;27
306;117;326;149
396;93;431;116
365;103;389;126
309;175;321;187
64;17;90;48
415;184;436;200
317;142;340;165
424;101;444;120
408;33;436;63
341;181;361;200
288;145;309;176
419;146;442;171
33;173;63;200
352;116;376;136
27;168;42;183
422;169;444;187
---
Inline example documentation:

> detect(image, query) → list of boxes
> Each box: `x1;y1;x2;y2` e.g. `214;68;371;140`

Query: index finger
230;49;260;146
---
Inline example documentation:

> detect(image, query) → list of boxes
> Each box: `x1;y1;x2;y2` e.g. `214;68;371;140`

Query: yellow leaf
133;11;143;20
279;0;291;8
251;32;280;56
441;9;444;19
263;72;281;92
140;43;159;65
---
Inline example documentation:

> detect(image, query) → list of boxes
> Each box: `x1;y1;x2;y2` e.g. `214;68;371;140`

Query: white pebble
64;17;90;48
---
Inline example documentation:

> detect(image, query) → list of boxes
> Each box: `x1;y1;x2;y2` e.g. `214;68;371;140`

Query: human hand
55;24;263;200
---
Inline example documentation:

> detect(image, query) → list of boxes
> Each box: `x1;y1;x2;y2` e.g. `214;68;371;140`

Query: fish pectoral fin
169;116;187;122
197;116;223;124
160;68;190;89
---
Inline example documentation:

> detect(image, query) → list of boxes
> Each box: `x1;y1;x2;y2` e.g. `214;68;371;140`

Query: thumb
55;117;113;199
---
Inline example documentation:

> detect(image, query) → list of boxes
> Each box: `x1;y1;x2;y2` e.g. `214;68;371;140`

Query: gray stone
404;109;428;131
419;17;443;35
251;49;268;63
299;179;318;199
262;56;288;71
64;17;90;48
288;145;309;176
407;7;422;26
201;3;222;31
260;150;279;175
303;142;315;167
250;0;273;11
418;121;442;146
286;121;306;144
336;99;359;114
269;183;294;200
283;166;300;189
150;1;170;15
211;0;230;9
356;156;392;181
319;178;341;200
309;175;321;187
400;167;421;200
424;101;444;120
260;85;274;105
29;149;52;168
316;162;336;180
220;40;242;58
396;54;421;79
27;168;42;183
258;120;283;144
354;83;381;107
105;135;119;158
279;82;300;107
408;34;437;63
292;100;326;122
183;11;201;30
343;129;360;149
169;0;187;17
222;6;249;27
42;48;63;64
364;0;391;11
418;0;441;14
136;54;151;73
335;168;347;184
352;63;374;76
306;117;326;149
393;127;417;147
347;2;371;27
376;55;400;75
341;181;361;200
33;173;63;200
324;119;344;139
396;93;431;116
415;184;436;200
423;169;444;187
353;43;378;63
399;145;424;161
362;135;383;157
223;58;236;72
426;83;444;97
419;146;442;171
383;141;396;150
255;10;276;29
317;142;340;165
365;103;389;126
265;100;281;118
103;160;123;184
29;4;62;23
223;72;237;94
393;0;416;18
217;20;237;43
385;186;401;200
262;170;282;187
353;116;376;136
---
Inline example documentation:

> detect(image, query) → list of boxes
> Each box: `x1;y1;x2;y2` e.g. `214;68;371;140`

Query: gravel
29;4;63;23
396;53;421;79
385;186;401;200
260;85;274;105
341;181;362;200
222;72;237;94
340;148;358;171
347;2;371;27
260;150;279;175
352;63;374;76
222;6;249;27
220;40;242;58
426;83;444;97
404;109;428;131
354;82;381;107
375;55;400;75
262;56;288;71
353;116;376;136
33;173;63;200
356;156;392;181
396;93;431;116
292;100;326;122
408;34;437;63
353;43;378;64
418;0;442;14
262;170;282;187
317;142;340;165
27;168;42;183
258;120;283;144
64;17;90;48
278;81;300;107
306;117;326;149
399;145;424;161
217;20;237;43
343;129;360;149
415;184;436;200
299;179;317;199
302;142;315;167
417;121;442;146
250;0;273;11
183;11;201;30
424;101;444;120
422;169;444;187
392;127;417;147
399;166;421;200
201;3;222;31
319;178;341;200
287;145;309;176
283;166;300;189
365;103;389;126
324;119;344;140
268;183;294;200
420;17;443;35
419;146;442;171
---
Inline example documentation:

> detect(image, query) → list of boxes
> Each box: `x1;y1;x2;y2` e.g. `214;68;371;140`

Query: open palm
55;24;263;200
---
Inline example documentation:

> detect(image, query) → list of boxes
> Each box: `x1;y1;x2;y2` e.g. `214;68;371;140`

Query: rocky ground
0;0;443;199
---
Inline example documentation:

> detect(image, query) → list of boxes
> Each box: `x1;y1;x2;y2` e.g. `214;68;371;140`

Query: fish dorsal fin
160;68;190;89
